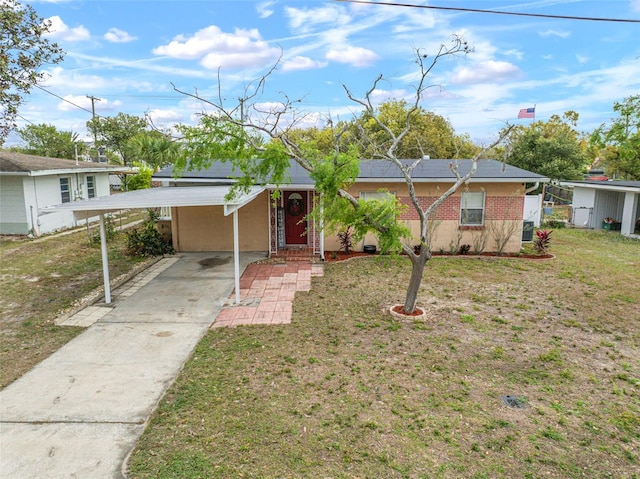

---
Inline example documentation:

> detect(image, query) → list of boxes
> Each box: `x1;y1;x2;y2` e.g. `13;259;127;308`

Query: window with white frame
460;191;485;226
360;191;396;202
87;176;96;198
60;177;71;203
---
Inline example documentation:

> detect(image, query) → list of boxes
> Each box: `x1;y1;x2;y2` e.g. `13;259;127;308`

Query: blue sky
11;0;640;148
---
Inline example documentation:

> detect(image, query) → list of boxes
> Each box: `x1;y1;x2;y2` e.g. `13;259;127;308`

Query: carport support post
233;210;240;305
99;214;112;304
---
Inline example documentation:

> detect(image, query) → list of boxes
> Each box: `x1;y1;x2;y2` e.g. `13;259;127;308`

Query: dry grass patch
0;219;147;388
128;230;639;479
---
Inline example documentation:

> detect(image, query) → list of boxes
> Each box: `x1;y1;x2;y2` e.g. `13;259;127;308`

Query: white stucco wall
37;173;113;234
1;171;114;235
0;176;29;234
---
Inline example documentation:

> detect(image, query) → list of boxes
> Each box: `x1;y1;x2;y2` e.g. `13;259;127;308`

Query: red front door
284;191;307;245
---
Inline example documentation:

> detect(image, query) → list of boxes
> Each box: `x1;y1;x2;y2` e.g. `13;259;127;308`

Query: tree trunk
403;250;430;313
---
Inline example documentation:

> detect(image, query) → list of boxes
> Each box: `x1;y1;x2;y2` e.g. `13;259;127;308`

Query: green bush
542;219;566;229
126;210;174;257
126;163;153;191
89;215;117;245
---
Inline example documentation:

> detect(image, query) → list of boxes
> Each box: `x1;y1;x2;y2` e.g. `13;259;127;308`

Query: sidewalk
0;252;265;479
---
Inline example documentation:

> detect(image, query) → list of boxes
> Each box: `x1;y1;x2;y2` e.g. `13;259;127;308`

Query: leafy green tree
283;101;481;161
173;37;511;314
354;99;466;159
454;132;482;158
280;125;350;158
503;112;587;180
15;123;81;159
1;0;64;144
124;130;181;171
590;95;640;180
86;113;147;166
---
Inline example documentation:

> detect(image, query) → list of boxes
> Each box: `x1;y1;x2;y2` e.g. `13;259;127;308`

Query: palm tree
126;132;181;172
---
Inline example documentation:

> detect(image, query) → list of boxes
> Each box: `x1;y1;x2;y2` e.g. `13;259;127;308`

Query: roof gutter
525;182;540;194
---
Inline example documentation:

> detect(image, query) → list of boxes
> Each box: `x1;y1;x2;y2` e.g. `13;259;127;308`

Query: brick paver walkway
212;262;323;328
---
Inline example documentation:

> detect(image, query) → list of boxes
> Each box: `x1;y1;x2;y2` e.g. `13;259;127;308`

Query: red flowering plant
603;217;617;224
533;229;553;255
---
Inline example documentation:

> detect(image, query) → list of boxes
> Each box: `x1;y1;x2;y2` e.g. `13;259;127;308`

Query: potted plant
602;217;621;231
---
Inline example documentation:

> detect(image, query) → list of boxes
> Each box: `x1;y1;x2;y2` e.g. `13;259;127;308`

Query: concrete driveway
0;252;265;479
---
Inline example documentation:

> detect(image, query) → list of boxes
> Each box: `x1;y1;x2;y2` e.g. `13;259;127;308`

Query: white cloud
369;89;409;105
55;95;92;112
68;53;211;79
631;0;640;12
285;5;351;32
44;16;90;42
281;56;327;72
451;60;521;85
56;94;121;112
287;110;327;130
43;66;163;94
503;49;524;61
326;46;379;68
44;67;110;90
390;9;437;32
146;109;184;124
576;54;589;64
538;29;571;38
104;28;137;43
153;26;280;70
257;1;276;18
446;29;498;64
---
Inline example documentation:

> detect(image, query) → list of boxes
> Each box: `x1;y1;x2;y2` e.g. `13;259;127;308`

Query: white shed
0;151;127;236
560;180;640;238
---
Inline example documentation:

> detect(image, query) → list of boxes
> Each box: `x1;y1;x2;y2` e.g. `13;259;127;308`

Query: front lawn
128;229;636;478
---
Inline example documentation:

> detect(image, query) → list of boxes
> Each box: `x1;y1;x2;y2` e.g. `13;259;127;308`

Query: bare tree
173;36;512;314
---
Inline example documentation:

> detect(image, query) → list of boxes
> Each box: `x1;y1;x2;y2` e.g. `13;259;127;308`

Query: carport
560;180;640;237
41;185;266;304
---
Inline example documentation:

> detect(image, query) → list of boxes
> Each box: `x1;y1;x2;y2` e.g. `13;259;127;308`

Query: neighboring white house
0;151;126;236
560;179;640;238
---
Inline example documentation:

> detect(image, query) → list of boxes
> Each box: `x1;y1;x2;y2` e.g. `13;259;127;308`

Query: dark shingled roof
0;150;124;174
154;159;548;184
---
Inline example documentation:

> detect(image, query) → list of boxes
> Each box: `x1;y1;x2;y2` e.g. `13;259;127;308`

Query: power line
334;0;640;23
15;114;36;126
32;84;100;116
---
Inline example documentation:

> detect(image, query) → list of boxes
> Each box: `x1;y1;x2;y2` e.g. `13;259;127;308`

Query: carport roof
40;185;266;220
560;180;640;193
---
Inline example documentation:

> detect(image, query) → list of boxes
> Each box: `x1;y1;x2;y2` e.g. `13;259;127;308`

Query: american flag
518;107;535;119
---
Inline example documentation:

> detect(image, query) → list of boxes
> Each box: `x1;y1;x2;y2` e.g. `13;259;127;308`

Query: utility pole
86;94;101;141
86;95;101;163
